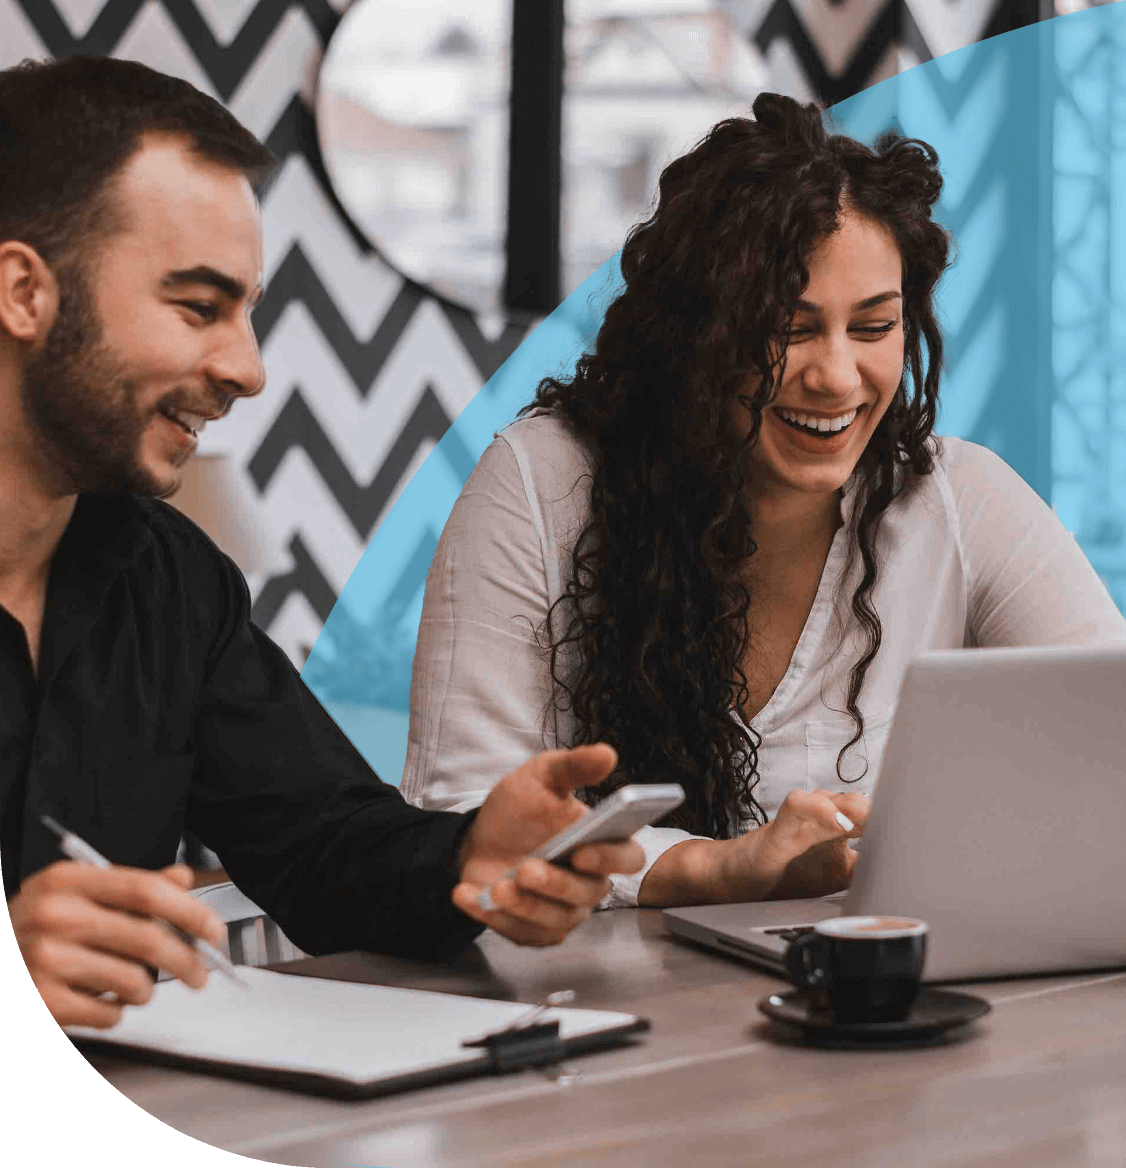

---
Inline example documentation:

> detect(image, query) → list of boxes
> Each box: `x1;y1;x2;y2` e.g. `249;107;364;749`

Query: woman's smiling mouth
768;404;867;454
776;406;859;437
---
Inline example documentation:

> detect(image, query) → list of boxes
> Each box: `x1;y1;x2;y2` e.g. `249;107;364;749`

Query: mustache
153;391;233;421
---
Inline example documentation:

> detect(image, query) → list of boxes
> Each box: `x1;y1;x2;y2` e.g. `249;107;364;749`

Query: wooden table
85;906;1126;1167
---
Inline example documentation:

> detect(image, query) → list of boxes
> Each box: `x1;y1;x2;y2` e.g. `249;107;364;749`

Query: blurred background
2;0;1123;812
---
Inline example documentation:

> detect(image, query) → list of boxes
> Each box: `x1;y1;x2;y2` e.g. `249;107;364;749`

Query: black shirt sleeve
182;542;485;962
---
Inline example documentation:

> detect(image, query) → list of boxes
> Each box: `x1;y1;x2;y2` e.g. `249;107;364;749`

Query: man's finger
44;984;124;1030
535;743;618;799
34;939;157;1007
452;883;575;946
63;865;223;945
567;840;645;878
159;863;195;890
511;858;611;910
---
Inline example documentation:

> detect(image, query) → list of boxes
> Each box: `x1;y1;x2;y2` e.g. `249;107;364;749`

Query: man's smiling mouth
159;406;220;437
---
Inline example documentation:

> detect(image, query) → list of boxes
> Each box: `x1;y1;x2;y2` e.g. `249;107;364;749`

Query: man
0;55;643;1030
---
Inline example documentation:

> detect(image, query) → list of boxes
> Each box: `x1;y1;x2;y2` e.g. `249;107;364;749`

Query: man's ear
0;241;59;345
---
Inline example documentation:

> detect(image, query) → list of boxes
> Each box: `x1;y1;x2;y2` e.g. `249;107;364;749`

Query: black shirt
0;493;484;961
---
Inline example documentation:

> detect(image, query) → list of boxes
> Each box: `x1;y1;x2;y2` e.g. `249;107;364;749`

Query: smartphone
531;783;686;866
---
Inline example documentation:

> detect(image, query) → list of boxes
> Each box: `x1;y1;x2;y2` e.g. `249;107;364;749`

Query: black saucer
758;987;991;1048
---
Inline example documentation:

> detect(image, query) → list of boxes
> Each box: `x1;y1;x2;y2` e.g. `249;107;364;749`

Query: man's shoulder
115;495;246;605
130;496;232;563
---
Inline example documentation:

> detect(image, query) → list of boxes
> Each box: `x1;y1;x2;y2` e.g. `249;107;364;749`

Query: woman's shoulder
875;437;1028;537
891;436;1021;503
498;409;585;455
493;410;594;485
931;434;1014;479
894;436;1047;550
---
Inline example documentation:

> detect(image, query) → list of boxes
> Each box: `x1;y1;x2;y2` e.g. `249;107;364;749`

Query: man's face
22;133;265;497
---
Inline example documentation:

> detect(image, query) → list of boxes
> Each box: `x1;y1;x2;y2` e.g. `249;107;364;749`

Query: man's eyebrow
161;266;257;303
793;291;903;313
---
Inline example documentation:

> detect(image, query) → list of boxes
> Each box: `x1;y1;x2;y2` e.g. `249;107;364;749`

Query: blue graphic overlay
302;260;624;782
304;5;1126;785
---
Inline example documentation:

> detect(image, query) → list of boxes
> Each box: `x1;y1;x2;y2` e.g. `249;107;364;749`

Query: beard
20;263;184;498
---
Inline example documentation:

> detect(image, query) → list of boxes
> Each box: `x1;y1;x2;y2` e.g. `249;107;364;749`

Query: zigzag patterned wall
1;0;532;669
0;0;1034;674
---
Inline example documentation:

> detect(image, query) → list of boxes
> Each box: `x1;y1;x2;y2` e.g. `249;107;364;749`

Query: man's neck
0;456;77;599
0;357;81;609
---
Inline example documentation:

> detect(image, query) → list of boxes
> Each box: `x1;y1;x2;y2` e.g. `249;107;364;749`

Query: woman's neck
747;487;843;571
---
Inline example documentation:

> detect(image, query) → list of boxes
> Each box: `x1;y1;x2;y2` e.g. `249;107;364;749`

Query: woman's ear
0;241;59;345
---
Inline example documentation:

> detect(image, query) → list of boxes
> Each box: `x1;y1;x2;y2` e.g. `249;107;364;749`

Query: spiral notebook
69;966;648;1099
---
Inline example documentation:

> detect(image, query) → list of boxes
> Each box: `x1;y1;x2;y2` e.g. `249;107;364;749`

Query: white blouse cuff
422;790;707;910
598;825;709;910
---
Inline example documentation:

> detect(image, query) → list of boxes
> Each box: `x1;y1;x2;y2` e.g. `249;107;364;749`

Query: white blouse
402;413;1126;906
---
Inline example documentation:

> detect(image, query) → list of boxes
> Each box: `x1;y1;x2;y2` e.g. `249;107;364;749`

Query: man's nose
209;316;265;401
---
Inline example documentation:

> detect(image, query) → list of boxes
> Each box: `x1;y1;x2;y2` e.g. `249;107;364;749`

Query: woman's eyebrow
793;291;903;313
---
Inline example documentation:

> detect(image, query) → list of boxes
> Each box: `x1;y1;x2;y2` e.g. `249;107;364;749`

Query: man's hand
452;743;645;946
10;861;226;1030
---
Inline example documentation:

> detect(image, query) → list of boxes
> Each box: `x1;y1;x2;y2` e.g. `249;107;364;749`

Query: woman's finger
826;792;870;834
773;789;855;847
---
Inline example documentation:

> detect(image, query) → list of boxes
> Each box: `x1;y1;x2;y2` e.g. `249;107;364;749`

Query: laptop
664;644;1126;982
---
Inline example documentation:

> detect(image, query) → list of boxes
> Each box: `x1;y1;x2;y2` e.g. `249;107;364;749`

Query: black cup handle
784;932;833;989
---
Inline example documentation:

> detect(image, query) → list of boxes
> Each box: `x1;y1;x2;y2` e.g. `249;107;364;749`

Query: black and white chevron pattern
2;0;531;665
0;0;1049;666
722;0;1021;104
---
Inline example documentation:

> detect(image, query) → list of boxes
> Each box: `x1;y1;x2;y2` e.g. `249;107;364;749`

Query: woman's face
745;209;905;505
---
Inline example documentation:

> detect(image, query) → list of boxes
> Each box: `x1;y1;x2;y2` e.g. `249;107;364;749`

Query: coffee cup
783;916;928;1024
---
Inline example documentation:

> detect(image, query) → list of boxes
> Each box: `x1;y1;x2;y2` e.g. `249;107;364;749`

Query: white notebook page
68;967;641;1086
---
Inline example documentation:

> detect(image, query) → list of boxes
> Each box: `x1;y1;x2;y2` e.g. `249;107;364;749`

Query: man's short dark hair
0;55;277;273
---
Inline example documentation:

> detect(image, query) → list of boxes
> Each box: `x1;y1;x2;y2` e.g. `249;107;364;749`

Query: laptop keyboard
761;926;817;943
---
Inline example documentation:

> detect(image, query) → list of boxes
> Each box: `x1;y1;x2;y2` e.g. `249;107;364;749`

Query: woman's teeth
778;407;858;435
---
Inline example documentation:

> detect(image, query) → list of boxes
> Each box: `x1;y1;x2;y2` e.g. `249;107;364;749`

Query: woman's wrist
637;836;752;907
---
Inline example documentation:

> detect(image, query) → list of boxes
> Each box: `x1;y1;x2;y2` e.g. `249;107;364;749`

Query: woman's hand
758;790;869;900
637;789;869;907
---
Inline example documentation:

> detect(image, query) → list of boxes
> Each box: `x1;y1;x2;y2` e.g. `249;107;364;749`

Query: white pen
41;814;249;990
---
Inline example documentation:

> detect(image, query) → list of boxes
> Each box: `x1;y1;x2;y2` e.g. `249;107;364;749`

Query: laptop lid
665;644;1126;981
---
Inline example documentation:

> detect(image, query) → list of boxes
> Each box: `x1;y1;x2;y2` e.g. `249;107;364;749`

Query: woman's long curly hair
521;93;951;837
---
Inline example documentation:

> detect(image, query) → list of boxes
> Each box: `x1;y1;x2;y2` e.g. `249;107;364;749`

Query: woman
402;93;1126;909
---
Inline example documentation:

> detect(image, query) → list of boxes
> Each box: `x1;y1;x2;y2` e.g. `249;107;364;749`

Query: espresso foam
817;915;927;940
